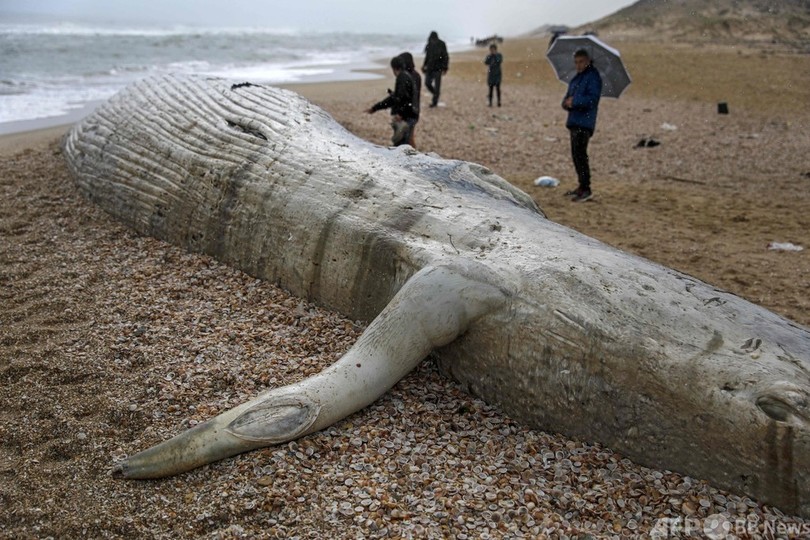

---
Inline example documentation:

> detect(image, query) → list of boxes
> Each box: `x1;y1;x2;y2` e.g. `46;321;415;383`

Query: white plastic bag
533;176;560;187
767;242;804;252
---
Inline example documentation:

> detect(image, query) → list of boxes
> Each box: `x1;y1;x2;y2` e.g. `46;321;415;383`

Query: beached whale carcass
63;74;810;518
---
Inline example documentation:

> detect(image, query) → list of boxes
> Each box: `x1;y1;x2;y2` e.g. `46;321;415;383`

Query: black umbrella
546;35;632;98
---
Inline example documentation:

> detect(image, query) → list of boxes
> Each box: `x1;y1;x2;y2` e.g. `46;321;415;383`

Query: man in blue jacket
562;49;602;202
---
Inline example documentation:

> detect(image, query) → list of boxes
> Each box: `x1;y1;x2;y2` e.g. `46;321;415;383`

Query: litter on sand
636;137;661;148
533;176;560;187
661;122;678;131
767;242;804;252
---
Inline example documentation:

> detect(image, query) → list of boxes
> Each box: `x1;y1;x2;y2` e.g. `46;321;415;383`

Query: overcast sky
0;0;637;37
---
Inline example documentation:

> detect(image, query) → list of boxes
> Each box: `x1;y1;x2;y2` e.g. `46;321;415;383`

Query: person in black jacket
398;51;421;147
422;31;449;108
366;56;416;146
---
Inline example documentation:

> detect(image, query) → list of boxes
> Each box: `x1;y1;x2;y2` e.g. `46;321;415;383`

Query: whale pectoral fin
376;263;511;350
113;263;510;479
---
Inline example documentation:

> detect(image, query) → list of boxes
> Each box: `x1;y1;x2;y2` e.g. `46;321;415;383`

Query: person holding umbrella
547;35;630;203
561;49;602;202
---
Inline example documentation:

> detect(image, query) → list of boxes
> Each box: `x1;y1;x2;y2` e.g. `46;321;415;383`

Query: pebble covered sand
1;40;809;539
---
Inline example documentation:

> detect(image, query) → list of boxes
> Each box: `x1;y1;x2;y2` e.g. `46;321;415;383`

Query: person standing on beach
562;48;602;203
365;56;417;146
484;43;503;107
398;52;421;147
422;31;449;108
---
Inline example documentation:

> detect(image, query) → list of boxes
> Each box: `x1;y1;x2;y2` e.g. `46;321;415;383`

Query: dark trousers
425;70;443;106
488;84;501;106
569;127;593;191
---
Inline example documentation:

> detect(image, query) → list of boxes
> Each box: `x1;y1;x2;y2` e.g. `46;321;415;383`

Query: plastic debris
767;242;804;252
661;123;678;131
636;138;661;148
533;176;560;187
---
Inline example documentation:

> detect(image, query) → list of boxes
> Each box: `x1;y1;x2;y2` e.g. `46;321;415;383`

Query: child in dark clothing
398;52;421;147
366;56;417;146
484;44;503;107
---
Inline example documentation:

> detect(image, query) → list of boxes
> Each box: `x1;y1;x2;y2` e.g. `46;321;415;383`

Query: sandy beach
1;37;809;538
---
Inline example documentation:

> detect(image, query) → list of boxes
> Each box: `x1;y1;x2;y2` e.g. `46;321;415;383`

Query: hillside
552;0;810;50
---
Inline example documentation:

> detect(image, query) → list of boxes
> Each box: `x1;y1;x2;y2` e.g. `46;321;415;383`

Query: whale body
63;74;810;517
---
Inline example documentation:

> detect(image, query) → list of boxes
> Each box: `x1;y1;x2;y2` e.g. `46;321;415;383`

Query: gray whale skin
63;74;810;518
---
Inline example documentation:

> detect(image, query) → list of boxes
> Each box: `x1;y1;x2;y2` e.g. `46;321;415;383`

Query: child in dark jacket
366;56;417;146
484;44;503;107
398;52;421;147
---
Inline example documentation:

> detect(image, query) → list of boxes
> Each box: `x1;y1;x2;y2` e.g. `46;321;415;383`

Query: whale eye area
756;395;798;423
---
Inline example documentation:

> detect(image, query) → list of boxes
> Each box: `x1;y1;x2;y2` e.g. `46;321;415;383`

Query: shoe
563;188;581;197
571;189;592;202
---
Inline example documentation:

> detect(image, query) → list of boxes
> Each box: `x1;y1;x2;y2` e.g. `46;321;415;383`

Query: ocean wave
0;23;424;125
0;84;118;123
0;22;422;41
0;22;302;37
0;79;36;94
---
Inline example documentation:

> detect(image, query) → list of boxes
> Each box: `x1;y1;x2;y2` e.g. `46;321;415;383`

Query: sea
0;20;450;134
